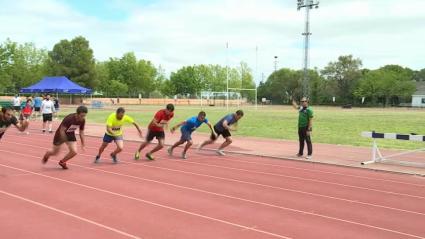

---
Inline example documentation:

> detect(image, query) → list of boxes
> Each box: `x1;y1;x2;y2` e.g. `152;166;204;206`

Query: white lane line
0;162;292;239
1;150;425;239
0;190;141;239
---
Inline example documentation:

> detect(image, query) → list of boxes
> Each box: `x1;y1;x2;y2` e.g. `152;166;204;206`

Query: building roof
413;81;425;95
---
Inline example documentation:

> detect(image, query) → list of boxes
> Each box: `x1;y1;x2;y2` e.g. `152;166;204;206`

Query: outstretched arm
292;99;299;110
133;122;143;138
14;121;28;132
79;130;86;149
206;122;214;133
171;121;186;133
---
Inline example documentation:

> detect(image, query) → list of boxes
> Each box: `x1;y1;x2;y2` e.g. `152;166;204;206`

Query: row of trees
1;37;424;105
0;36;256;100
259;55;424;105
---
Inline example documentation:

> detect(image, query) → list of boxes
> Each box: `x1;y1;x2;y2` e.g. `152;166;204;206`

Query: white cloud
0;0;424;84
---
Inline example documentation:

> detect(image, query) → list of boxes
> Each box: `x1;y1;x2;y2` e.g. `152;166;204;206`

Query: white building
412;82;425;107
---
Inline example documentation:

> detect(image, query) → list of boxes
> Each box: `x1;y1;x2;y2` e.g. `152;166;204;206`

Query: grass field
60;105;425;150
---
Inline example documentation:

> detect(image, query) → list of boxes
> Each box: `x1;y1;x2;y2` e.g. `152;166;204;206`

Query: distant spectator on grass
12;94;21;116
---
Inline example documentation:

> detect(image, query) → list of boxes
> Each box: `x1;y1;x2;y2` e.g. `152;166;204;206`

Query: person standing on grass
0;107;28;141
95;107;143;164
19;99;33;134
33;95;42;120
41;94;55;133
53;96;60;119
198;110;244;156
168;111;214;159
134;104;174;161
42;106;88;170
292;97;313;159
12;95;21;116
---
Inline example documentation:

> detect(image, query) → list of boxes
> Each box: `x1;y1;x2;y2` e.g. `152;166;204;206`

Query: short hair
116;107;125;114
198;111;206;117
1;106;13;114
236;110;244;116
76;105;88;114
166;103;174;112
26;99;32;103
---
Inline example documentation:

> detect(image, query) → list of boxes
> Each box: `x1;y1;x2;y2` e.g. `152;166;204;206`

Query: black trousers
298;127;312;156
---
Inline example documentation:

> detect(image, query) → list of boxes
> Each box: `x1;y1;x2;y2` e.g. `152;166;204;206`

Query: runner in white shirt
41;94;55;133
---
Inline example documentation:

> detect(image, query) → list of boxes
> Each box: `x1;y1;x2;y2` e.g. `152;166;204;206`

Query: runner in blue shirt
168;111;213;159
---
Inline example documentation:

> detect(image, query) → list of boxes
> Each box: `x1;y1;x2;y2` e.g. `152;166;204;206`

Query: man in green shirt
292;97;313;159
95;107;142;163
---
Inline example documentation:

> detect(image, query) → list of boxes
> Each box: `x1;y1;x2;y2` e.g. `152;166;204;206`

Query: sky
1;0;424;85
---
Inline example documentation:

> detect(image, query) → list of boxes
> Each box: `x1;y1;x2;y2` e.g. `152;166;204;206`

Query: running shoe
94;155;100;163
167;147;173;156
146;153;154;160
111;153;118;163
42;154;49;164
134;151;140;160
182;153;187;159
306;155;312;160
58;161;68;170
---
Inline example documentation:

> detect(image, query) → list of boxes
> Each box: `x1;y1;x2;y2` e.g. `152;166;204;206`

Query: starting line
361;131;425;167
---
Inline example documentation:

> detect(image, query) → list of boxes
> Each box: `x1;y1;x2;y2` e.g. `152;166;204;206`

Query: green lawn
60;105;425;150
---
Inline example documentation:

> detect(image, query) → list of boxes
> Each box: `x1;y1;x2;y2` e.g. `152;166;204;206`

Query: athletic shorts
214;125;231;138
13;106;21;111
53;133;77;146
180;129;193;142
43;113;53;122
146;130;165;142
34;107;40;112
103;133;123;143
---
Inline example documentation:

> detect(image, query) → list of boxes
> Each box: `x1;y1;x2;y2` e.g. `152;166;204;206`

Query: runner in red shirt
134;104;174;160
19;99;33;134
42;106;88;169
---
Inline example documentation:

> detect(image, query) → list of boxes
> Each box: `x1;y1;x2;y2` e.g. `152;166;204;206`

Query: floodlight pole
226;42;229;111
297;0;319;98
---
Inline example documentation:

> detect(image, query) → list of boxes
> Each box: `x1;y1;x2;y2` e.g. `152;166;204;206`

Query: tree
258;68;301;104
321;55;362;104
238;62;256;101
137;59;158;97
170;66;201;97
413;68;425;82
355;65;416;106
0;39;47;93
47;36;97;89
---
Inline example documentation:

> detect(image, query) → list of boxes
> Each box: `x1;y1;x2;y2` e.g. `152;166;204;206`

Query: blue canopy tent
20;76;92;94
20;76;92;104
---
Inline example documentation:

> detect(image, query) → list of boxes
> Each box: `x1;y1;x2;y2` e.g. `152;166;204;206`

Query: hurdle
361;131;425;167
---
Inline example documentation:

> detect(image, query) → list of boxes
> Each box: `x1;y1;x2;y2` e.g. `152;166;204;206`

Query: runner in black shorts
134;104;175;160
42;106;88;169
198;110;244;156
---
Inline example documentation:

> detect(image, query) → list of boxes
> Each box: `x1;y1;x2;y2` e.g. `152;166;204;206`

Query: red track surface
1;131;425;239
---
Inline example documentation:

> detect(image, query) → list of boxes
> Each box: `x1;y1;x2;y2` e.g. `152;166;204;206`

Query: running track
1;131;425;239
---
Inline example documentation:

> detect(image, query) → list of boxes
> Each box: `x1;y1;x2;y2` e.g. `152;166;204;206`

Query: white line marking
0;189;141;239
1;150;425;238
3;141;425;217
0;162;292;239
6;138;425;200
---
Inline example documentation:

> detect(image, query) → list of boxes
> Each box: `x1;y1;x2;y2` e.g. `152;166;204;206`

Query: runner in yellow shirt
95;107;142;163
